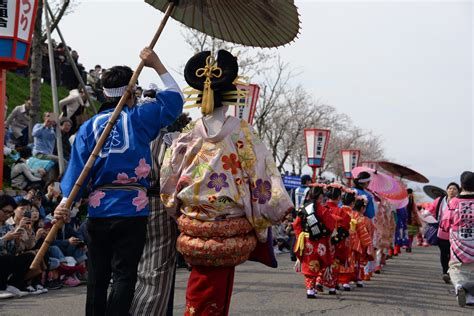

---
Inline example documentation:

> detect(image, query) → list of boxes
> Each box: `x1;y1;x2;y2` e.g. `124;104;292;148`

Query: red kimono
316;201;351;289
338;207;373;284
293;203;335;290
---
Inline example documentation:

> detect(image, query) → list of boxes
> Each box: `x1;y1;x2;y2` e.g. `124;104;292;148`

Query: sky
54;0;473;184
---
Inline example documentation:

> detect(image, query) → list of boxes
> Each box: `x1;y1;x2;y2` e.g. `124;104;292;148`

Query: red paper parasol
378;161;429;183
352;166;408;202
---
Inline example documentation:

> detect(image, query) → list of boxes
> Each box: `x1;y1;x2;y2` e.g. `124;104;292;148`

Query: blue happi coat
61;90;183;218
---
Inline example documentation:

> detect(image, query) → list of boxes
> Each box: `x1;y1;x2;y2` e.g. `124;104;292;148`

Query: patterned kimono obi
160;117;293;267
177;215;257;266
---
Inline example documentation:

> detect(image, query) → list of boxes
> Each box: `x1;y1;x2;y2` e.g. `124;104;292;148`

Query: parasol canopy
352;166;408;203
145;0;301;47
423;185;446;200
378;161;429;183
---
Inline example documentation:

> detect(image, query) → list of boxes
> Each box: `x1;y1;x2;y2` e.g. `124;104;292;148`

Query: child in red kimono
338;189;373;290
316;183;351;295
293;184;335;298
353;195;375;285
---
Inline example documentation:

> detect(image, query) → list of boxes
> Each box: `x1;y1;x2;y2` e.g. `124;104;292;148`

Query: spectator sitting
0;195;36;298
42;181;62;216
5;97;32;147
11;147;44;191
32;112;60;164
54;118;73;161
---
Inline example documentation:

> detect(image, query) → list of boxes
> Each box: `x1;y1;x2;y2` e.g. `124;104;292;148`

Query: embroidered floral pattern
132;191;148;212
134;158;151;179
222;153;241;175
89;191;106;208
252;179;272;204
207;173;229;192
112;173;137;184
317;243;327;256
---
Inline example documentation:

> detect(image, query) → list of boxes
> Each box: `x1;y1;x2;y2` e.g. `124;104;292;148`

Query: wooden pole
45;1;97;115
44;0;65;175
0;70;6;190
26;2;176;279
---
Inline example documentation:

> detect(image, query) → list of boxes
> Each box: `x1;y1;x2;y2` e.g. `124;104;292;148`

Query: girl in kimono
353;195;375;284
160;50;293;316
338;189;373;290
316;183;351;295
293;184;335;298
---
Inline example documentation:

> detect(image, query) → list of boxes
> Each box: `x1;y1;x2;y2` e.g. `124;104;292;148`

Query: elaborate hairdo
326;183;343;200
342;191;356;206
354;195;368;211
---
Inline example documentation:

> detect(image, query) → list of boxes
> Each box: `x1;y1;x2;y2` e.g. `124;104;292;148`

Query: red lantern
227;83;260;125
0;0;39;189
341;149;361;182
0;0;38;68
304;128;331;181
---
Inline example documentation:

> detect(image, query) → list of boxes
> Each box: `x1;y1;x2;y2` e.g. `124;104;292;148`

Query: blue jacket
61;90;183;218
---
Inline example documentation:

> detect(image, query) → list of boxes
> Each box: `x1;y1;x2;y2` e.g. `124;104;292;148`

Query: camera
23;210;31;218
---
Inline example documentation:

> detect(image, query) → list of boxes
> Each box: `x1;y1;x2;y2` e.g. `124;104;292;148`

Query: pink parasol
352;166;408;203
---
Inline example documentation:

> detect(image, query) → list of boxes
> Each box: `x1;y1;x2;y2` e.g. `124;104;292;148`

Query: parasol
28;0;301;278
423;185;446;200
352;166;408;202
146;0;301;48
378;161;429;183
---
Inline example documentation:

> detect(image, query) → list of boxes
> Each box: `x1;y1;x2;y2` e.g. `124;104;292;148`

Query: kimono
316;201;351;289
293;202;335;290
61;90;183;218
160;116;292;315
395;207;410;250
374;200;396;269
439;194;474;288
338;206;373;284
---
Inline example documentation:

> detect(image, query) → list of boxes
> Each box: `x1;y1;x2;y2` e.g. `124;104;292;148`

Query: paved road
1;246;472;315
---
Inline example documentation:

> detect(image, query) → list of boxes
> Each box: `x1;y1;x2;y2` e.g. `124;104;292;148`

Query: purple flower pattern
207;173;229;192
252;179;272;204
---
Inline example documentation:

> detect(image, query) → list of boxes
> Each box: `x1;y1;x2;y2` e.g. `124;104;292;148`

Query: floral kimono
293;202;335;290
316;201;351;289
160;116;292;315
338;206;373;284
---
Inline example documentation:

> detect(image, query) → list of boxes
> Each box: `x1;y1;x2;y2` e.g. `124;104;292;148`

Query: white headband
357;177;371;183
103;85;129;98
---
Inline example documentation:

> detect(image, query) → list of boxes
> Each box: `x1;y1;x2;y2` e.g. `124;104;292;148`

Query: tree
180;27;386;177
29;0;71;131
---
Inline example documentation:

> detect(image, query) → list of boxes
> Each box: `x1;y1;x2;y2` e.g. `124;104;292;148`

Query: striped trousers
130;197;178;315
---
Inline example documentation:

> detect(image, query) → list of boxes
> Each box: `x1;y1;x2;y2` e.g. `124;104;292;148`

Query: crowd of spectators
1;41;180;299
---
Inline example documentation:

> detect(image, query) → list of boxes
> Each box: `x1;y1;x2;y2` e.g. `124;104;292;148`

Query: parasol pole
44;0;65;175
26;1;176;279
45;1;97;115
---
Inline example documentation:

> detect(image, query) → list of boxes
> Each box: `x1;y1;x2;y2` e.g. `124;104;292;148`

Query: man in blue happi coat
54;47;183;316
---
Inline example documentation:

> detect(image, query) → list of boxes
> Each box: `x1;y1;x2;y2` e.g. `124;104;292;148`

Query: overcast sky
55;0;472;182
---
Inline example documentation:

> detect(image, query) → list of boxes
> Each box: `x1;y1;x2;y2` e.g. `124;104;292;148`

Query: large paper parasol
146;0;301;47
378;161;429;183
352;166;408;205
423;185;446;200
27;0;301;278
